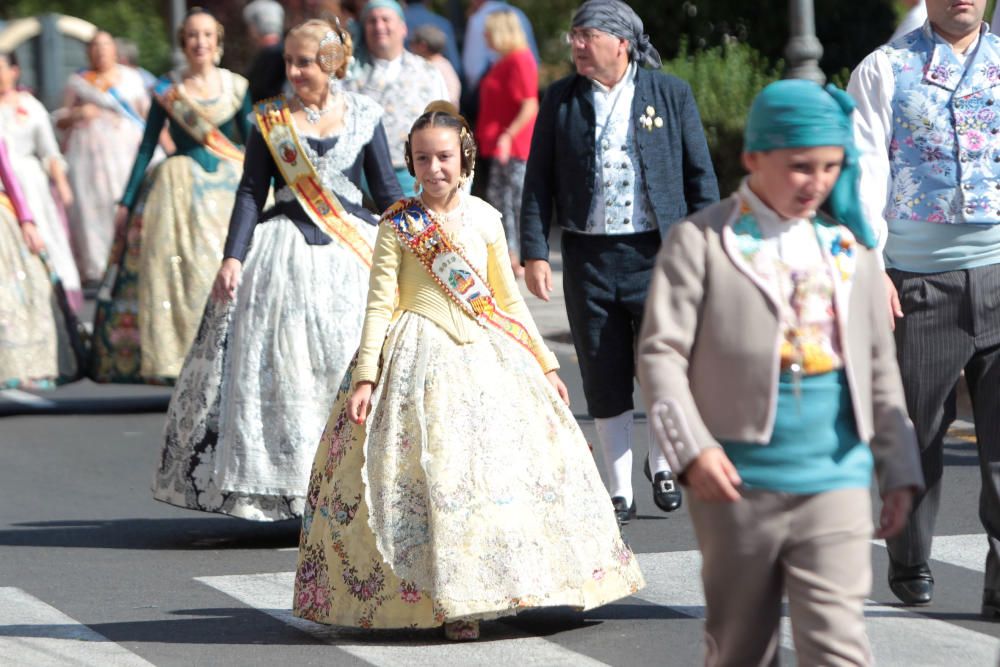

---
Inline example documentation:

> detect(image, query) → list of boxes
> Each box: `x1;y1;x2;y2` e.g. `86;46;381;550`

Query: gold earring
413;180;420;194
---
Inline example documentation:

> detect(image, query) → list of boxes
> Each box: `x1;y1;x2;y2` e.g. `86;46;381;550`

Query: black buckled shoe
611;496;637;526
643;458;683;512
888;558;933;606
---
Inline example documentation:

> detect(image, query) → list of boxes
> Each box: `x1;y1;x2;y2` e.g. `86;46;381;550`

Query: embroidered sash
255;97;374;269
77;70;145;128
155;83;244;164
386;199;545;367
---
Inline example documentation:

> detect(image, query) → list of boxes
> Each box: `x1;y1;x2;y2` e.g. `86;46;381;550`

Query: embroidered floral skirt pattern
152;217;374;521
294;312;645;628
90;155;238;383
0;209;78;388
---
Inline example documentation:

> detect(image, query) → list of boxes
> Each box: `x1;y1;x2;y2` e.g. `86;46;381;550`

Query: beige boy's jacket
636;195;924;496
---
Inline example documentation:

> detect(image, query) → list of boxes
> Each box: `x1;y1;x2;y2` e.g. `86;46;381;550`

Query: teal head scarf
362;0;405;22
744;80;876;249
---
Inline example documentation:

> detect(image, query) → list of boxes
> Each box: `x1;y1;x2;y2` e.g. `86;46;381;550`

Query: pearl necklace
296;93;337;124
422;193;466;228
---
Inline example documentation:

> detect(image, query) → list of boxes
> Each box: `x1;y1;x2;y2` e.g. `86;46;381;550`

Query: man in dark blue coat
520;0;719;526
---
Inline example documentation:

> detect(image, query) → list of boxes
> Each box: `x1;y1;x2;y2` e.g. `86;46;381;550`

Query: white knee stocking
595;410;634;504
647;422;673;476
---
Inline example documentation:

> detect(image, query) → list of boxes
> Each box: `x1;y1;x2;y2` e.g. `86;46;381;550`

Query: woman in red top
475;10;538;277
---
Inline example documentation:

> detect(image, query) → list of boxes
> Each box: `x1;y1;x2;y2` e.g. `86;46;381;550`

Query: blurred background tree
5;0;995;190
2;0;172;74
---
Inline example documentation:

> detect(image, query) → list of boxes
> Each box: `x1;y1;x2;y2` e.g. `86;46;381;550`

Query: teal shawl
744;80;876;249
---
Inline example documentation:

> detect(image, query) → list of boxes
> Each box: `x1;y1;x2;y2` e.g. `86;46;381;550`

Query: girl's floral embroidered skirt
293;311;645;628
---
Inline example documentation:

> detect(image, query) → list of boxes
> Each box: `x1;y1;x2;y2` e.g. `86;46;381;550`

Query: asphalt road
1;289;998;665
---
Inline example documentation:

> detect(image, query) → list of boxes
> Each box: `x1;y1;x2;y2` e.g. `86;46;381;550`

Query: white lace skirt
11;156;81;308
153;214;375;520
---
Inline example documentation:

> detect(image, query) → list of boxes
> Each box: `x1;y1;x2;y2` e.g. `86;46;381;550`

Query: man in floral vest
849;0;1000;615
520;0;718;526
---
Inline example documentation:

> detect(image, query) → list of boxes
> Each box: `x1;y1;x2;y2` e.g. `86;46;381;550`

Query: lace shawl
273;92;384;207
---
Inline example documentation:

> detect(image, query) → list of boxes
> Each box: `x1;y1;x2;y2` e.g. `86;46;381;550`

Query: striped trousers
887;264;1000;593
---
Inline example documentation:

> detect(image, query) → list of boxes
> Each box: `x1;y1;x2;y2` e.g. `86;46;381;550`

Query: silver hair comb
318;29;344;73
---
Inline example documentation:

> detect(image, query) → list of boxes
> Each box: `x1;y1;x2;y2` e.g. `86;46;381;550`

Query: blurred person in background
346;0;448;193
462;0;539;90
475;10;536;277
0;137;82;389
56;31;152;285
244;0;288;102
89;8;252;384
116;38;158;91
0;51;82;312
410;24;461;107
404;0;461;77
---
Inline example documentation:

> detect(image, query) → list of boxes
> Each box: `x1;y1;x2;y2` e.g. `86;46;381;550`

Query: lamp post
785;0;825;83
170;0;186;68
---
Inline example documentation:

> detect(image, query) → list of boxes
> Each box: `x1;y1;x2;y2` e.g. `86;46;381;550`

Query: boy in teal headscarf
637;79;923;665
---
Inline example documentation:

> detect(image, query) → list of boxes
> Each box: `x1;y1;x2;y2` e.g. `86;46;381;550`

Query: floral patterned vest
882;24;1000;225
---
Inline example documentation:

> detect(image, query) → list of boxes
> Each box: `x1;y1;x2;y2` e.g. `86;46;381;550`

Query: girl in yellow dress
293;103;644;640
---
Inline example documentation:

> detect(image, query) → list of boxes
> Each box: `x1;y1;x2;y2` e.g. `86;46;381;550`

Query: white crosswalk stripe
0;587;155;666
929;533;990;572
638;549;1000;665
196;572;611;666
3;538;998;666
193;540;1000;667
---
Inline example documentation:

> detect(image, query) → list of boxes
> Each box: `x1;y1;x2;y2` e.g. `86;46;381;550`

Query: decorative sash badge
386;199;545;367
255;97;374;269
155;83;244;164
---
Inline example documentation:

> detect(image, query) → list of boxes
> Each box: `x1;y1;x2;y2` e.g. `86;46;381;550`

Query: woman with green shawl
637;79;925;665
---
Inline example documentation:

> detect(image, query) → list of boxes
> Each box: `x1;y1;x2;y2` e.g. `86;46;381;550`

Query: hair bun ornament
318;28;345;74
422;100;458;116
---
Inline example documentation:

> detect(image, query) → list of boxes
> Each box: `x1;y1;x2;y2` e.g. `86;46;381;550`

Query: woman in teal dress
90;8;252;383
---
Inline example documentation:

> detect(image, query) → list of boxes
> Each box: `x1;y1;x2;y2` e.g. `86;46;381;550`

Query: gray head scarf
571;0;662;69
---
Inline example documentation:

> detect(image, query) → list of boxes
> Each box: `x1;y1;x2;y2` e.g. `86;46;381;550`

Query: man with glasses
521;0;719;526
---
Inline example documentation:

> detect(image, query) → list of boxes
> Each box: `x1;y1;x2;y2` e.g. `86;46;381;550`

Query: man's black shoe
643;458;683;512
611;496;637;526
888;559;933;606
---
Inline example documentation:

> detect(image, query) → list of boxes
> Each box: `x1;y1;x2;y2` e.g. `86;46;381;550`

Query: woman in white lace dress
0;51;83;312
56;31;152;283
152;19;402;520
